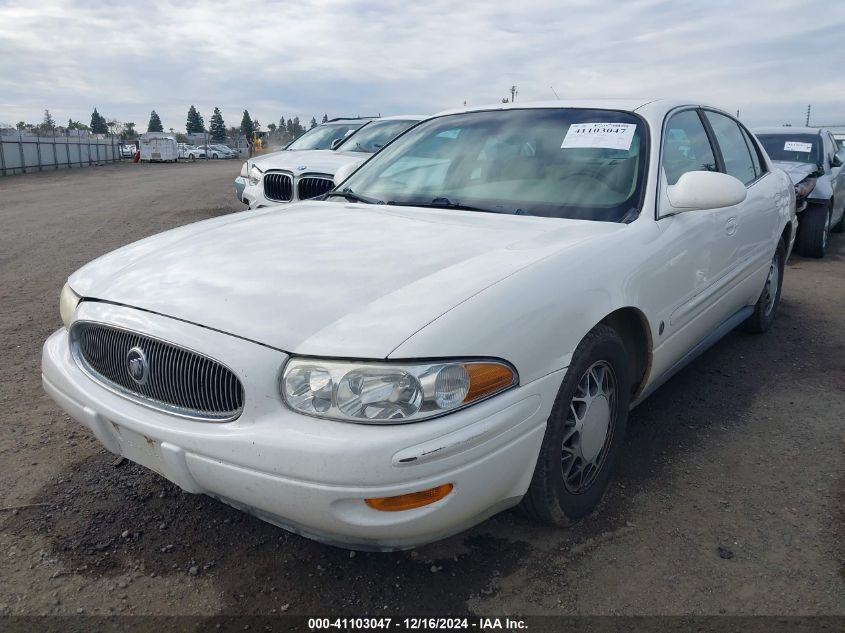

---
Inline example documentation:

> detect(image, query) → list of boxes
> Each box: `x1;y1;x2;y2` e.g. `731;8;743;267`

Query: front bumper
42;301;560;550
233;176;247;204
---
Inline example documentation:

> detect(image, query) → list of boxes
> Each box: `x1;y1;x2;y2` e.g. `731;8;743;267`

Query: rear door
702;110;779;302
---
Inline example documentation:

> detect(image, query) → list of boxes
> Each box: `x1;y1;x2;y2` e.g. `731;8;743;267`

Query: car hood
253;149;368;175
772;160;817;185
69;202;621;357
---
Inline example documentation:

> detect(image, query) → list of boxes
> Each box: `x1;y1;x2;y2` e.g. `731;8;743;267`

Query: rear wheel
742;239;784;333
519;324;630;525
798;203;830;258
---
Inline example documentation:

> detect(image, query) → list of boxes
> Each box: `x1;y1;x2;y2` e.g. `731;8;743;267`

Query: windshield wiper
388;197;515;214
325;189;384;204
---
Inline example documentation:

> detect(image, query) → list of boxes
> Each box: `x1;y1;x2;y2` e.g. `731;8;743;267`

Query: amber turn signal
365;483;454;512
464;363;516;404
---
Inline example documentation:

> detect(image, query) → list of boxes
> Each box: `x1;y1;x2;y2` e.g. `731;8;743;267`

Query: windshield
286;122;366;150
757;133;821;165
337;119;419;153
337;108;647;222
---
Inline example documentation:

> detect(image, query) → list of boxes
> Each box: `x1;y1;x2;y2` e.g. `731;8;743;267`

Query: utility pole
805;104;811;127
510;85;518;103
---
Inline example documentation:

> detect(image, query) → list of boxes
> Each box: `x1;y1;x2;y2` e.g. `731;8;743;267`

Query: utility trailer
139;133;178;163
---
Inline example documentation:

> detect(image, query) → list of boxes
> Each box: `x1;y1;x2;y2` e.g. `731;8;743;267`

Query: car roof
374;114;429;122
432;98;681;116
753;126;823;135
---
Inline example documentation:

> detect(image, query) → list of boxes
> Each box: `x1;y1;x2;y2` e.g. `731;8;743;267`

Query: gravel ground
0;161;843;617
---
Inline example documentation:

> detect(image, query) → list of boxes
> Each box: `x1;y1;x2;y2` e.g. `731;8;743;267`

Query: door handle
725;217;738;236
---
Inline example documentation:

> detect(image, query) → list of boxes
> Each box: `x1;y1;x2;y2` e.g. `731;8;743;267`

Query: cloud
1;0;843;130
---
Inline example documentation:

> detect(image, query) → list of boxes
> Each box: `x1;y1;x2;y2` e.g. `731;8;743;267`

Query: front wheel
519;324;630;526
798;203;830;258
832;204;845;233
742;239;785;333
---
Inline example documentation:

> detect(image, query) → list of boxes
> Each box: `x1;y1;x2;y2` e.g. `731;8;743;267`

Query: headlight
248;164;263;185
239;161;249;178
281;358;517;423
795;177;816;199
59;282;81;328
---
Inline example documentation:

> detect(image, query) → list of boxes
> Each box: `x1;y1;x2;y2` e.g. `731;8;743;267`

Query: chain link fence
0;129;121;176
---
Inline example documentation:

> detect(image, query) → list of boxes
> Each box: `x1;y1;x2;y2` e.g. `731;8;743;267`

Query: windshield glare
757;134;821;165
338;109;647;222
338;119;419;153
286;123;365;150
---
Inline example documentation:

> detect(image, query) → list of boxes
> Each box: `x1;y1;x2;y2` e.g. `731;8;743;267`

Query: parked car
205;144;237;159
120;144;136;158
177;144;205;160
233;118;375;204
241;116;426;209
834;133;845;150
43;99;796;550
755;127;845;257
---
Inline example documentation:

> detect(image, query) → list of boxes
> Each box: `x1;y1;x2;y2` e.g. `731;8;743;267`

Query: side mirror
667;170;747;212
330;138;344;150
332;162;360;187
832;149;845;168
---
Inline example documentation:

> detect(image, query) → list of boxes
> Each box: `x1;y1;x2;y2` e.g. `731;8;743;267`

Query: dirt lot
0;161;843;617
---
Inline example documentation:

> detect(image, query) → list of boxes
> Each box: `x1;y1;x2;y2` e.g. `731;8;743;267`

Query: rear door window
704;111;757;185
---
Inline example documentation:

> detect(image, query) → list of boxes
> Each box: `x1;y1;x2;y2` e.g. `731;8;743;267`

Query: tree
90;107;108;134
240;109;254;139
106;118;121;136
67;119;90;132
147;110;164;132
42;109;56;132
16;121;27;131
123;121;137;138
309;117;317;130
208;107;226;141
278;117;287;140
321;113;328;123
267;122;277;135
252;118;260;132
292;116;304;138
186;105;205;134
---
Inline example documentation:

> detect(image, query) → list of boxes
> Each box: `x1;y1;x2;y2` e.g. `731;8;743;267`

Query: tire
741;239;785;334
518;324;630;526
190;154;196;162
798;203;830;258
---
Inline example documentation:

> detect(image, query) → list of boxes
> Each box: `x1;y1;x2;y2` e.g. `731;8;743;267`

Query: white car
43;99;796;550
178;144;205;160
241;116;425;209
205;144;237;159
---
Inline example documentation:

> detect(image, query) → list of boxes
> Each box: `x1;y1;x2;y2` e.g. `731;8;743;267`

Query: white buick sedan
43;99;796;550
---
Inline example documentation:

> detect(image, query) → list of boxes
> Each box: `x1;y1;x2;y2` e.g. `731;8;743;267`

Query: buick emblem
126;346;149;385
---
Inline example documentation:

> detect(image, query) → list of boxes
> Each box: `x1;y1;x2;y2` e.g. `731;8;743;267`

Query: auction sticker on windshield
784;141;813;153
561;122;636;150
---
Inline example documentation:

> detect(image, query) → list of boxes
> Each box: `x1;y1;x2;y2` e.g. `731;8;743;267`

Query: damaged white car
43;99;795;550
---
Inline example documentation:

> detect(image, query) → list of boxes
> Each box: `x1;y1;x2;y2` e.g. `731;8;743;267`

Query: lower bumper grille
297;176;334;200
263;172;293;202
70;322;244;421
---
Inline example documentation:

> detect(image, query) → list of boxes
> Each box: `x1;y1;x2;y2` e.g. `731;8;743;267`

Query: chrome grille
263;172;293;202
71;322;244;421
297;176;334;200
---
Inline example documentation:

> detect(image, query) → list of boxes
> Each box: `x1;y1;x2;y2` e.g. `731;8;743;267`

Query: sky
1;0;844;132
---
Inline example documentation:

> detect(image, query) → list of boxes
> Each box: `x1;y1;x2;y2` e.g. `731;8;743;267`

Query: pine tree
292;116;302;138
278;117;287;141
240;110;254;139
209;107;226;141
42;109;56;131
321;114;328;123
286;118;295;140
147;110;164;133
90;107;108;134
309;117;317;130
186;105;205;133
